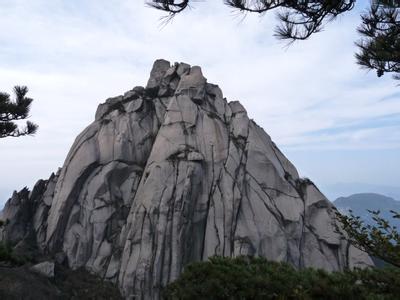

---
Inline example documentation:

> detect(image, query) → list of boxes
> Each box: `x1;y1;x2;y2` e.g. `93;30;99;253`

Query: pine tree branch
0;86;38;138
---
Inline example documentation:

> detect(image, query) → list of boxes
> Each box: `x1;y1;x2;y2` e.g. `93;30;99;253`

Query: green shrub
163;256;400;300
0;242;13;262
0;242;27;265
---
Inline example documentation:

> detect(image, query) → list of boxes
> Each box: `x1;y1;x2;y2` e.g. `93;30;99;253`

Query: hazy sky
1;0;399;206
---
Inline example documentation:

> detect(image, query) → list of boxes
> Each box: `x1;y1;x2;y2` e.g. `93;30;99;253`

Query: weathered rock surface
31;261;55;278
0;59;373;299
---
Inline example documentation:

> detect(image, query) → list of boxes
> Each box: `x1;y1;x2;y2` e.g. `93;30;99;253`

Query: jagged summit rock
0;60;372;299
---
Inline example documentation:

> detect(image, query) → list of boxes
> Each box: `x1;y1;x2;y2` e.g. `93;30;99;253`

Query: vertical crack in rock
0;59;374;299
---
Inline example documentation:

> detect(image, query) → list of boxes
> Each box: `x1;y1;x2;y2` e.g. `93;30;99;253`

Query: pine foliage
148;0;400;81
0;86;38;138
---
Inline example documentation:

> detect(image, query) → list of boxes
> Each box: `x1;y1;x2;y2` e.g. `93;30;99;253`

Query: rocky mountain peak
0;59;372;299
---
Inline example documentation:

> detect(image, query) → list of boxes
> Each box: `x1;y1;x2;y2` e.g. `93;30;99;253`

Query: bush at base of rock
0;242;27;266
163;256;400;300
0;265;123;300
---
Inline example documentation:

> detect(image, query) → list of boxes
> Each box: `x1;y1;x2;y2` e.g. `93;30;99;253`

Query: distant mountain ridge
322;183;400;202
334;193;400;228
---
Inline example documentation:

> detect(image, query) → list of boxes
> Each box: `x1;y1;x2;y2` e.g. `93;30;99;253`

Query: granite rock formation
0;59;373;299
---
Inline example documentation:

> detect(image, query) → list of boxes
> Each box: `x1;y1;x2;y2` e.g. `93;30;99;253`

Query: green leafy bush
337;210;400;268
0;242;28;265
163;256;400;300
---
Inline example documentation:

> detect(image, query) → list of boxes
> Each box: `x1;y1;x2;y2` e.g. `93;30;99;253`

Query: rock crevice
0;59;372;299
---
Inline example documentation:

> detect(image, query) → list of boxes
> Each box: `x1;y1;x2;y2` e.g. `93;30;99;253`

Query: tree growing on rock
148;0;400;81
0;86;38;138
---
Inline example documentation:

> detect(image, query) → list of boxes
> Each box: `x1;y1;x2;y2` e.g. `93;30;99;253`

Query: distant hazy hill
334;193;400;228
321;183;400;202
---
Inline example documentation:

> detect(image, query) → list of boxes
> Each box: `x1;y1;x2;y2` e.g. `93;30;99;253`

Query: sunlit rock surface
0;59;373;299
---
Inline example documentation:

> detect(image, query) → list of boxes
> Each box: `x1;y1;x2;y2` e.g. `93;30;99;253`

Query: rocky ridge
0;59;372;299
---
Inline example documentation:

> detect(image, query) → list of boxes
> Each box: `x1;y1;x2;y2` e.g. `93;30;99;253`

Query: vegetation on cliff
164;256;400;299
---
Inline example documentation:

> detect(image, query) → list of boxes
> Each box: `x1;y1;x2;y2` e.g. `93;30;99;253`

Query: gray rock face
31;261;55;278
0;172;59;251
0;60;373;299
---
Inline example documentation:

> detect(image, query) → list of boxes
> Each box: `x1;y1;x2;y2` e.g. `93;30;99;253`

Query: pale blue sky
0;0;399;206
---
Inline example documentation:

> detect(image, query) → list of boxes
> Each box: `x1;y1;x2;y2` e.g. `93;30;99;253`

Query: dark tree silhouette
0;86;38;138
149;0;355;41
148;0;400;81
356;1;400;80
